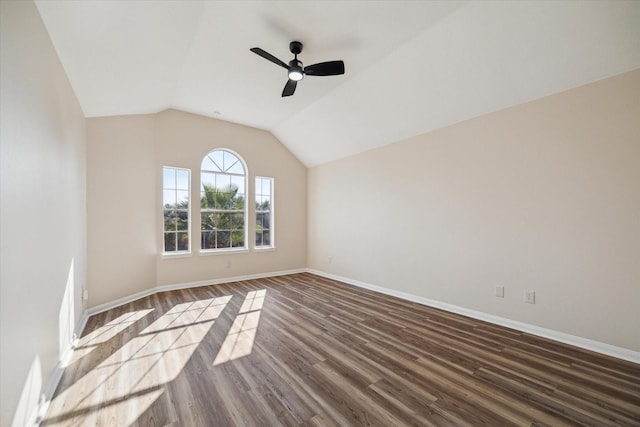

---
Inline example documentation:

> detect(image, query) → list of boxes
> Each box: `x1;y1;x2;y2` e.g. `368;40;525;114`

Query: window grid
163;167;190;253
255;177;273;248
201;150;247;251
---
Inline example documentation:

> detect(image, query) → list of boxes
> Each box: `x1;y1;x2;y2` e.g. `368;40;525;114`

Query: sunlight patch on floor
69;309;154;362
213;290;265;365
42;295;232;426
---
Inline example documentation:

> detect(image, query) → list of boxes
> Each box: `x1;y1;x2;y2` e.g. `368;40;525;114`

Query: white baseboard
30;323;83;426
306;269;640;364
37;266;636;426
33;268;305;426
86;268;306;317
154;268;306;294
85;287;158;318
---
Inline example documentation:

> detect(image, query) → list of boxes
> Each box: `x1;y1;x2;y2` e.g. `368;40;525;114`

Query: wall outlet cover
525;290;535;304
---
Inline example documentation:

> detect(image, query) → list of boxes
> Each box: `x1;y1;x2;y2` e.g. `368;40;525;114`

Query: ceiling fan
250;41;345;97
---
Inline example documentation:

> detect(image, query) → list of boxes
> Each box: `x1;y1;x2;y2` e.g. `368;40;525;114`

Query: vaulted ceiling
35;1;640;167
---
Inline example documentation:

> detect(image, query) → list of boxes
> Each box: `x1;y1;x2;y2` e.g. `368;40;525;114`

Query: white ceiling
35;1;640;167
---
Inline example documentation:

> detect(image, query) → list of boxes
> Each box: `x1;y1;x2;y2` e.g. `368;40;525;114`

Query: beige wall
87;115;157;306
0;1;87;425
308;69;640;352
87;109;307;307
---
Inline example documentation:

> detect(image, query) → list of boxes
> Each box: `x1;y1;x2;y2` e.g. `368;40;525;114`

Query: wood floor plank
42;273;640;426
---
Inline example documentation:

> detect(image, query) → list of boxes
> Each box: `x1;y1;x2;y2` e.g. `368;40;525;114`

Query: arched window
200;149;247;251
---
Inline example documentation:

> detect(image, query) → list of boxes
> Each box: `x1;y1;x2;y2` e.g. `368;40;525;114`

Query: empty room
1;1;639;426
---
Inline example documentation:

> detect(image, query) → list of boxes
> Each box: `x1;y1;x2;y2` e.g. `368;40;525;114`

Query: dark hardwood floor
43;273;640;426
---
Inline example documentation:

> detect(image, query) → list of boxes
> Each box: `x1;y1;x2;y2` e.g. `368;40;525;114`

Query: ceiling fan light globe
289;70;304;81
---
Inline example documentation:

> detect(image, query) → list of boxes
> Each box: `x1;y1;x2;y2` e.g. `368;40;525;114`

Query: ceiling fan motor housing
289;41;303;55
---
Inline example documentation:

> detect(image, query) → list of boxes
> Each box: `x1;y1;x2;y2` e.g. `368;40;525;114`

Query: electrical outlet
495;286;504;298
328;256;332;264
525;290;535;304
82;289;88;301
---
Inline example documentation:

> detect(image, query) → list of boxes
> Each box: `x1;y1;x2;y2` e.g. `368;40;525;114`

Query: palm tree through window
200;150;247;251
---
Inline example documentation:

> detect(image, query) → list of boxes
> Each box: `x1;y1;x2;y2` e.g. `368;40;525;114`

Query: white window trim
200;148;249;252
161;251;193;259
162;166;192;256
198;247;250;256
255;176;275;250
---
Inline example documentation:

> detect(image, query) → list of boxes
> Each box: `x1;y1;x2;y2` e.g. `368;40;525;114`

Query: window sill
199;248;249;256
254;246;276;252
161;252;192;260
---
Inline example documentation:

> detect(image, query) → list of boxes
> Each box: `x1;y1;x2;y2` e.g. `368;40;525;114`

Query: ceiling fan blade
250;47;288;69
282;79;297;97
304;60;345;76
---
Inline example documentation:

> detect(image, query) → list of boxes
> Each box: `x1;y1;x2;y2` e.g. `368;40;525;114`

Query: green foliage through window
163;167;190;253
201;150;247;250
255;177;273;247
